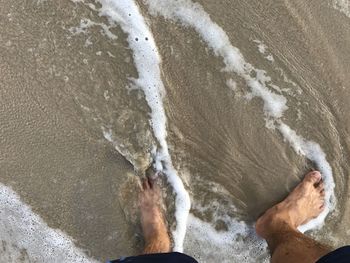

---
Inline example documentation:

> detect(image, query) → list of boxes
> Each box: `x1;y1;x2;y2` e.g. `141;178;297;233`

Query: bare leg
256;171;332;263
139;177;171;254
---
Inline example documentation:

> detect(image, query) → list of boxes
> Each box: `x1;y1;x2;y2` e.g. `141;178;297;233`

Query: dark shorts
316;246;350;263
107;252;198;263
108;246;350;263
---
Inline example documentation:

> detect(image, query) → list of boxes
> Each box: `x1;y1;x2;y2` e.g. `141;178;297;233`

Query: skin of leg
266;220;331;263
256;171;332;263
139;176;171;254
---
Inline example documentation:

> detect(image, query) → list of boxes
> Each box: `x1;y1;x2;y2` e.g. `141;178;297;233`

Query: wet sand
0;0;148;260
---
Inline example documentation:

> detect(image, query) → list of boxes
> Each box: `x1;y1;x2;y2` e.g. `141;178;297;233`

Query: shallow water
0;0;349;262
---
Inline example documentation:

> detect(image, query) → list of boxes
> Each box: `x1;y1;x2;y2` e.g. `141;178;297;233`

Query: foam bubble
333;0;350;18
226;79;237;92
102;129;113;142
0;183;98;263
253;39;275;62
69;18;118;40
95;0;191;252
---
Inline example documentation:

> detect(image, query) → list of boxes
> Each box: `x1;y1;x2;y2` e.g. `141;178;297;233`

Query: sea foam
333;0;350;18
94;0;191;252
278;123;335;232
185;214;269;263
253;39;274;62
146;0;287;120
0;183;98;263
68;18;118;40
145;0;336;232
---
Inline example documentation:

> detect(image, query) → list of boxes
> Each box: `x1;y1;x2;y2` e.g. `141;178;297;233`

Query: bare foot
139;176;171;254
256;171;325;239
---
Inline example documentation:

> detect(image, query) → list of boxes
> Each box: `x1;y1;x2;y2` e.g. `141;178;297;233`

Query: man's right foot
256;171;325;239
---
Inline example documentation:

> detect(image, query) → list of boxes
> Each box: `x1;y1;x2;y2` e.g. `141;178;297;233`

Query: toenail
310;171;321;179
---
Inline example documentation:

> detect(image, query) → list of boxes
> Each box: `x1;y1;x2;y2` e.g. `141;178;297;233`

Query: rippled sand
0;0;349;262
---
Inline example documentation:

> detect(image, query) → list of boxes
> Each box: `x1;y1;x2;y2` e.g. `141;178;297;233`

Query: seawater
1;0;349;262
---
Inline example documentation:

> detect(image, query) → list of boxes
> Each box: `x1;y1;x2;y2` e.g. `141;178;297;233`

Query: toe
148;176;161;190
148;177;154;189
320;189;325;196
319;204;325;211
317;184;325;193
316;179;324;189
142;178;150;190
304;171;322;185
318;196;325;204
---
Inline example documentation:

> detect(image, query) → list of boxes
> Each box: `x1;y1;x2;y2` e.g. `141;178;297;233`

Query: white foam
256;40;267;54
0;183;98;263
333;0;350;18
69;18;118;40
103;129;113;142
146;0;287;120
95;0;191;252
226;79;237;92
278;123;336;232
255;41;300;95
185;213;268;263
145;0;336;236
253;39;275;62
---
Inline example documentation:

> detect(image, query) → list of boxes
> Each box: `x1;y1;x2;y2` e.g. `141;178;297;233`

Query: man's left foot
139;176;171;253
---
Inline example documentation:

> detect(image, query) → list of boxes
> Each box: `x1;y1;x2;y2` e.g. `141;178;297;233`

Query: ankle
256;207;297;239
